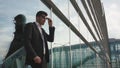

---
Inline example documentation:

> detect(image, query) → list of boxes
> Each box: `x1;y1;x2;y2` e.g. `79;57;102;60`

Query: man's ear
36;16;39;20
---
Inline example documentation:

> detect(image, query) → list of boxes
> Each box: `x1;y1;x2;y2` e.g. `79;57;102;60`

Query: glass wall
109;39;120;68
48;39;120;68
48;44;104;68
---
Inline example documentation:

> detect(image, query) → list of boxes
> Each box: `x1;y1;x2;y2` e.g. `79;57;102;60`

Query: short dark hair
36;11;48;17
14;14;26;23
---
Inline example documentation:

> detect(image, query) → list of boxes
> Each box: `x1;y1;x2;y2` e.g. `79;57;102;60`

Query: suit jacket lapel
33;22;42;39
41;28;46;40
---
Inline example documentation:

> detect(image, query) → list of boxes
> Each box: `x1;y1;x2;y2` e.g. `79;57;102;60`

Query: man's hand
33;56;42;64
46;18;52;27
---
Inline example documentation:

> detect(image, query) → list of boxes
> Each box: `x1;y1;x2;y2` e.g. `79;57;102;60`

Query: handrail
2;47;26;68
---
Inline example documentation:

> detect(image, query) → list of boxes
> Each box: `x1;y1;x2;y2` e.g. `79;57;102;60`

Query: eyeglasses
40;15;46;19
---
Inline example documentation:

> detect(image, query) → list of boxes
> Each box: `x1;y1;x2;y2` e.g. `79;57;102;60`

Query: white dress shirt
35;22;46;54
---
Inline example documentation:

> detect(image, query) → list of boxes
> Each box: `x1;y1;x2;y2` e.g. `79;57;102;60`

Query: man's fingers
34;56;42;64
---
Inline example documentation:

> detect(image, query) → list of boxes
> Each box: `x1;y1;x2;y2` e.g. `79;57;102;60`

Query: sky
0;0;120;63
101;0;120;39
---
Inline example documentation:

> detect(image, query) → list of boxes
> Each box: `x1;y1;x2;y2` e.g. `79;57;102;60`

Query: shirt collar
35;22;42;28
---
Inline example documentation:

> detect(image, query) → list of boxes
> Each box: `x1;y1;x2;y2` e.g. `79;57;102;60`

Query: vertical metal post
96;54;98;68
50;7;53;68
76;1;83;67
67;0;72;68
51;43;53;68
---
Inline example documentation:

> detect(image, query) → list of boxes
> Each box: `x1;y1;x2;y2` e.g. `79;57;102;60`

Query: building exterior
48;38;120;68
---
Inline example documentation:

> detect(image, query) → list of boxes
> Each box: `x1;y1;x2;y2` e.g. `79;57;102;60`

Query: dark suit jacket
24;22;55;64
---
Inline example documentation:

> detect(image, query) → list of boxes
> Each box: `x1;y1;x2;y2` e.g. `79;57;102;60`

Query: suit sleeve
24;23;37;59
44;26;55;42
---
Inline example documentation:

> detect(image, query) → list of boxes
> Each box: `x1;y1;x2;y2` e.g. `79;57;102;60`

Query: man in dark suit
24;11;55;68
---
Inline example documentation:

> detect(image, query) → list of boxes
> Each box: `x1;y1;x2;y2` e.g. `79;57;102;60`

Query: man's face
37;14;46;25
